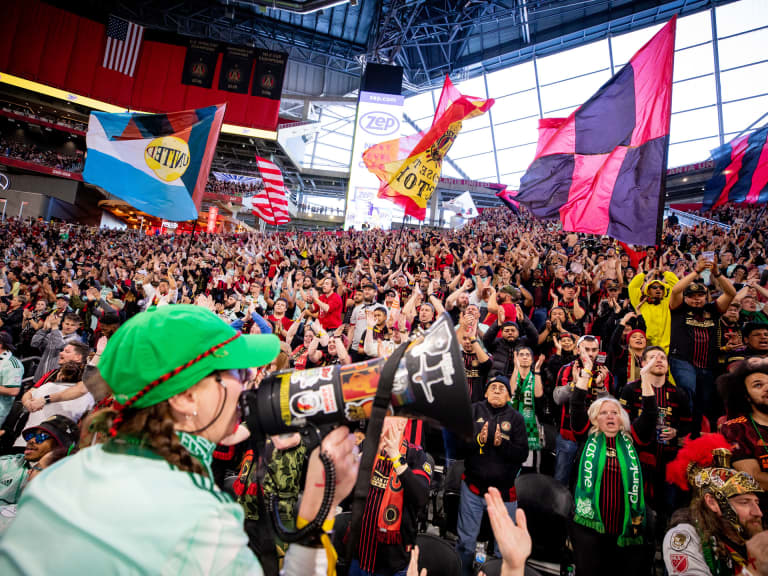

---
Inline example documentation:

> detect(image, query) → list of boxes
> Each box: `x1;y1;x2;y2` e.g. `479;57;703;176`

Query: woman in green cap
0;304;359;575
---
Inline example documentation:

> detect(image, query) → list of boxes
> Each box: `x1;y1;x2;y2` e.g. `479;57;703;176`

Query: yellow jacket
628;271;679;353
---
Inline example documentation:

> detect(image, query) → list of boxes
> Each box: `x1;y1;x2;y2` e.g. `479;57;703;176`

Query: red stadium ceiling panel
1;0;282;134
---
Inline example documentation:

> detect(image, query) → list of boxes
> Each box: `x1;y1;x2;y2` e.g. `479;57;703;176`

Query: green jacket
0;436;326;575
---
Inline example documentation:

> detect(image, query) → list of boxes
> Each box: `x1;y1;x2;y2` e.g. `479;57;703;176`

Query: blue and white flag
83;104;226;221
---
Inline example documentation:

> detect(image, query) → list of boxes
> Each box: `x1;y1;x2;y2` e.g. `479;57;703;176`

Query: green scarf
511;371;540;450
574;431;645;546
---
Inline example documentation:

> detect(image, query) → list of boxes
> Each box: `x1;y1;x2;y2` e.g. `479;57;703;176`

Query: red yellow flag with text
363;76;494;220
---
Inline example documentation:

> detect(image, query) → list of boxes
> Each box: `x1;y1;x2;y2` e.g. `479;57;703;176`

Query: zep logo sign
359;111;400;136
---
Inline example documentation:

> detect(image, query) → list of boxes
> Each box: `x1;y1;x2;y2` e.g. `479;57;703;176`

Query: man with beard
552;335;614;485
310;277;343;332
719;302;745;370
482;313;539;378
348;281;381;362
664;435;765;575
669;259;736;436
628;269;678;353
720;358;768;490
620;347;691;521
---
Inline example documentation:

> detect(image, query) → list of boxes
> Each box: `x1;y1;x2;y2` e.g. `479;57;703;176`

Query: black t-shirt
670;301;721;369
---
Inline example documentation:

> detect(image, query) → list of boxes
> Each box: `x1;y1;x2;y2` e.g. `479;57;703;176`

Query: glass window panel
676;10;713;49
610;23;664;69
452;153;497;180
319;131;352;150
722;94;768;134
669;106;719;143
493;116;540;149
485;61;536;96
674;43;714;81
672;75;716;112
495;144;537;175
667;137;721;168
544;104;579;118
489;89;539;124
440;161;462;179
717;27;768;70
455;76;487;99
448;126;494;159
720;61;768;102
499;171;526;189
540;70;611;115
536;39;609;85
404;91;435;122
716;0;768;37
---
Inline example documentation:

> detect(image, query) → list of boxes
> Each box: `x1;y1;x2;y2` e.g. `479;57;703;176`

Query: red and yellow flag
362;76;494;220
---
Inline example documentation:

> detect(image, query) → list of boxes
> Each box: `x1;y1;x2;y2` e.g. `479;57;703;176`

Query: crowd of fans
0;204;767;575
206;174;266;198
0;138;84;173
0;103;88;133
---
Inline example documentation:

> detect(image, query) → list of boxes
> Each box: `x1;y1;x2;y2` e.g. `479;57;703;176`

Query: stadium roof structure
63;0;739;94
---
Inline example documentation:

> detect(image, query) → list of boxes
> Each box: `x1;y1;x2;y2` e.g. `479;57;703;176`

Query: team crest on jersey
669;531;690;551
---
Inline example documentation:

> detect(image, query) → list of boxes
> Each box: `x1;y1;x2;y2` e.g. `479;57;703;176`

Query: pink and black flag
515;17;676;246
496;187;520;214
702;125;768;210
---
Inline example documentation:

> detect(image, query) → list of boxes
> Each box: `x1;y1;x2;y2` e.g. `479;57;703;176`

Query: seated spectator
0;415;78;505
29;312;83;382
0;332;23;429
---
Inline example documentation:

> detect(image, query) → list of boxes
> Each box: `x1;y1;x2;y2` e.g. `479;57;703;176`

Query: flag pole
654;17;677;250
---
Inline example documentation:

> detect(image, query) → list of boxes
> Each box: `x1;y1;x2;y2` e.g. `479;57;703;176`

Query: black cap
561;281;576;289
486;374;512;396
23;415;79;450
684;282;708;296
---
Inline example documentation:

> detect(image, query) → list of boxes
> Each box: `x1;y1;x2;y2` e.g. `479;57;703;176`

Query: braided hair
91;402;207;477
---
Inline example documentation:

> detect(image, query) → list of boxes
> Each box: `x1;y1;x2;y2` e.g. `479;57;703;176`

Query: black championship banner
181;39;220;88
252;49;288;100
219;45;254;94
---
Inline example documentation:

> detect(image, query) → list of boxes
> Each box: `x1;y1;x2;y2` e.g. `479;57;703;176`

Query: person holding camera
456;374;528;576
0;305;360;575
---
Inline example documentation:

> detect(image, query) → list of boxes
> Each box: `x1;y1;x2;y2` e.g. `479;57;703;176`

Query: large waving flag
702;125;768;210
515;17;676;246
443;191;478;219
243;156;290;225
83;105;226;221
496;187;520;214
362;76;493;220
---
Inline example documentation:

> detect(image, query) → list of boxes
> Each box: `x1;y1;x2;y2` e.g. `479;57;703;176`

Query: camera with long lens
239;313;472;543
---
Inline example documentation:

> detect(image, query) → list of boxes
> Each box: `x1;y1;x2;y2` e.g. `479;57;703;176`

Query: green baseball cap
99;304;280;409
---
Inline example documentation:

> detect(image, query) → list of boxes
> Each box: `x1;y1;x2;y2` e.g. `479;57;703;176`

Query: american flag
248;156;291;225
103;15;144;77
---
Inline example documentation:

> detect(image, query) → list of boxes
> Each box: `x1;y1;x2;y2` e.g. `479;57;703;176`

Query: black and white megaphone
242;312;473;440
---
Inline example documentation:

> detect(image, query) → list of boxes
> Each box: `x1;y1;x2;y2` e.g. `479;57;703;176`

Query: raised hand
484;487;531;575
479;421;489;444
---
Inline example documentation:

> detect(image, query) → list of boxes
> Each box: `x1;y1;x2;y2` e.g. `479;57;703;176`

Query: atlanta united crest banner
181;39;220;89
219;45;254;94
362;76;493;220
253;49;288;101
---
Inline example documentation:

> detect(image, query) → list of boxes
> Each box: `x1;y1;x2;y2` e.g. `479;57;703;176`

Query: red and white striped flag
247;156;291;225
103;15;144;77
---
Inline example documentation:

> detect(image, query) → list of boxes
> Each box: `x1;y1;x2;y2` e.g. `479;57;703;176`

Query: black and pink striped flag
515;17;676;246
